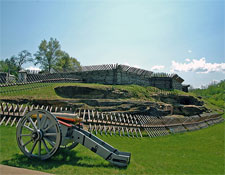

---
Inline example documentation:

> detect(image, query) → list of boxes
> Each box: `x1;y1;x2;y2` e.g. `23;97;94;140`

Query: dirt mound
1;86;208;116
55;86;129;99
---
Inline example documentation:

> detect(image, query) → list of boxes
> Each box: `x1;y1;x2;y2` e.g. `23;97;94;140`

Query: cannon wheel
16;109;62;160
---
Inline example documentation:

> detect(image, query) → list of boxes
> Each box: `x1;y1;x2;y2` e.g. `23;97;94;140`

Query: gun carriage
16;109;131;167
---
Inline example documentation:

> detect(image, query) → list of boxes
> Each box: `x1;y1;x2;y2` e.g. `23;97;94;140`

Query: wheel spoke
44;133;57;136
44;137;55;147
17;110;61;160
40;115;47;129
24;125;34;132
28;117;37;131
22;139;32;147
43;123;54;132
38;140;41;156
29;140;38;154
37;113;41;129
42;139;49;153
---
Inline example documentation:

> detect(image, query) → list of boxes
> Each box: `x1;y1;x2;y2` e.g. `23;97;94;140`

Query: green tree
14;50;33;70
34;38;62;72
0;57;18;76
55;51;81;72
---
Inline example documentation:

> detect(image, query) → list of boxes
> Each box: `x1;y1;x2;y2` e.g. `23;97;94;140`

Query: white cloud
171;58;225;74
25;66;41;71
185;58;191;62
25;66;41;74
151;65;165;71
124;62;130;66
188;50;192;53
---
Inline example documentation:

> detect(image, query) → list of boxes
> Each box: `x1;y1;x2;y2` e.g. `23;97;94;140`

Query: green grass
0;82;187;101
190;80;225;109
0;121;224;175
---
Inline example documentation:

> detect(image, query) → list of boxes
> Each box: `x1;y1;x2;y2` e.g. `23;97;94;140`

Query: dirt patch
0;86;208;116
54;86;129;99
153;94;204;106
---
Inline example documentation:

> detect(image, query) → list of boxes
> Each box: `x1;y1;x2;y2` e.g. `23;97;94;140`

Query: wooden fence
0;102;223;138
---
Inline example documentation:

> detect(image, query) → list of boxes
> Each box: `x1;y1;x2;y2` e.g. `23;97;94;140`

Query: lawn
0;121;224;175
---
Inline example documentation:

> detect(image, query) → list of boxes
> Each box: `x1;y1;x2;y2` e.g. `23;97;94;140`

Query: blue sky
1;0;224;88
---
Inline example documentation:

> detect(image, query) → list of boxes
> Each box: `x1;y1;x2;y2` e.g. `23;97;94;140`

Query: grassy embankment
0;81;224;174
0;82;186;100
190;80;225;112
0;118;224;175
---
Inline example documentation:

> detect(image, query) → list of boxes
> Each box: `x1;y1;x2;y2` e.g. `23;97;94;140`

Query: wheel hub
32;129;43;141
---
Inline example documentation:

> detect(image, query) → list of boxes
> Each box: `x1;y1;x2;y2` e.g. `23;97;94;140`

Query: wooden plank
14;104;18;116
96;111;100;123
7;103;11;115
134;128;138;137
0;103;4;115
91;110;95;122
22;106;28;116
30;105;34;112
121;127;125;136
88;123;92;134
94;124;97;135
5;117;11;126
18;104;23;116
16;118;22;127
109;126;113;136
83;109;86;121
104;125;107;135
111;126;115;135
0;116;6;125
11;117;17;127
138;128;142;137
88;110;91;121
126;127;130;137
99;124;103;135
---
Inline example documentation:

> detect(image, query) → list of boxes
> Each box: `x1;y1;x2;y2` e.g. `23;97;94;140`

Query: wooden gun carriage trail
0;102;224;138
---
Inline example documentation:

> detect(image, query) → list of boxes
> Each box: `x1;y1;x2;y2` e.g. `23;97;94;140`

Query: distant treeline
0;38;81;76
190;80;225;109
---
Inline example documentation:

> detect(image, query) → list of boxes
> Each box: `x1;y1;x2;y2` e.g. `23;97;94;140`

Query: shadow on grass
1;149;126;170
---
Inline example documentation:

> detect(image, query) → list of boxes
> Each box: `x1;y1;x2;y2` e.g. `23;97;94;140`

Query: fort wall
22;64;187;91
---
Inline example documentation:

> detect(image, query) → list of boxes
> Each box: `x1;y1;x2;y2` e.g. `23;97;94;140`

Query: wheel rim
61;141;79;150
16;109;61;160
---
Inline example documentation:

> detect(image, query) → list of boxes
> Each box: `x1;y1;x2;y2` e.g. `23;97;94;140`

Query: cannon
16;109;131;167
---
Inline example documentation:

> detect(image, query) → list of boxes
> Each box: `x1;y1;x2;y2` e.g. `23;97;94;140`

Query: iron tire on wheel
16;109;62;160
60;141;79;150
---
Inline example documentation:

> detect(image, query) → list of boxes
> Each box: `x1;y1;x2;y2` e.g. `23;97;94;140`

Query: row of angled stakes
0;70;81;86
0;113;224;138
2;112;222;138
0;102;223;127
0;103;176;138
0;115;143;138
0;102;224;138
0;103;144;126
87;123;143;137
